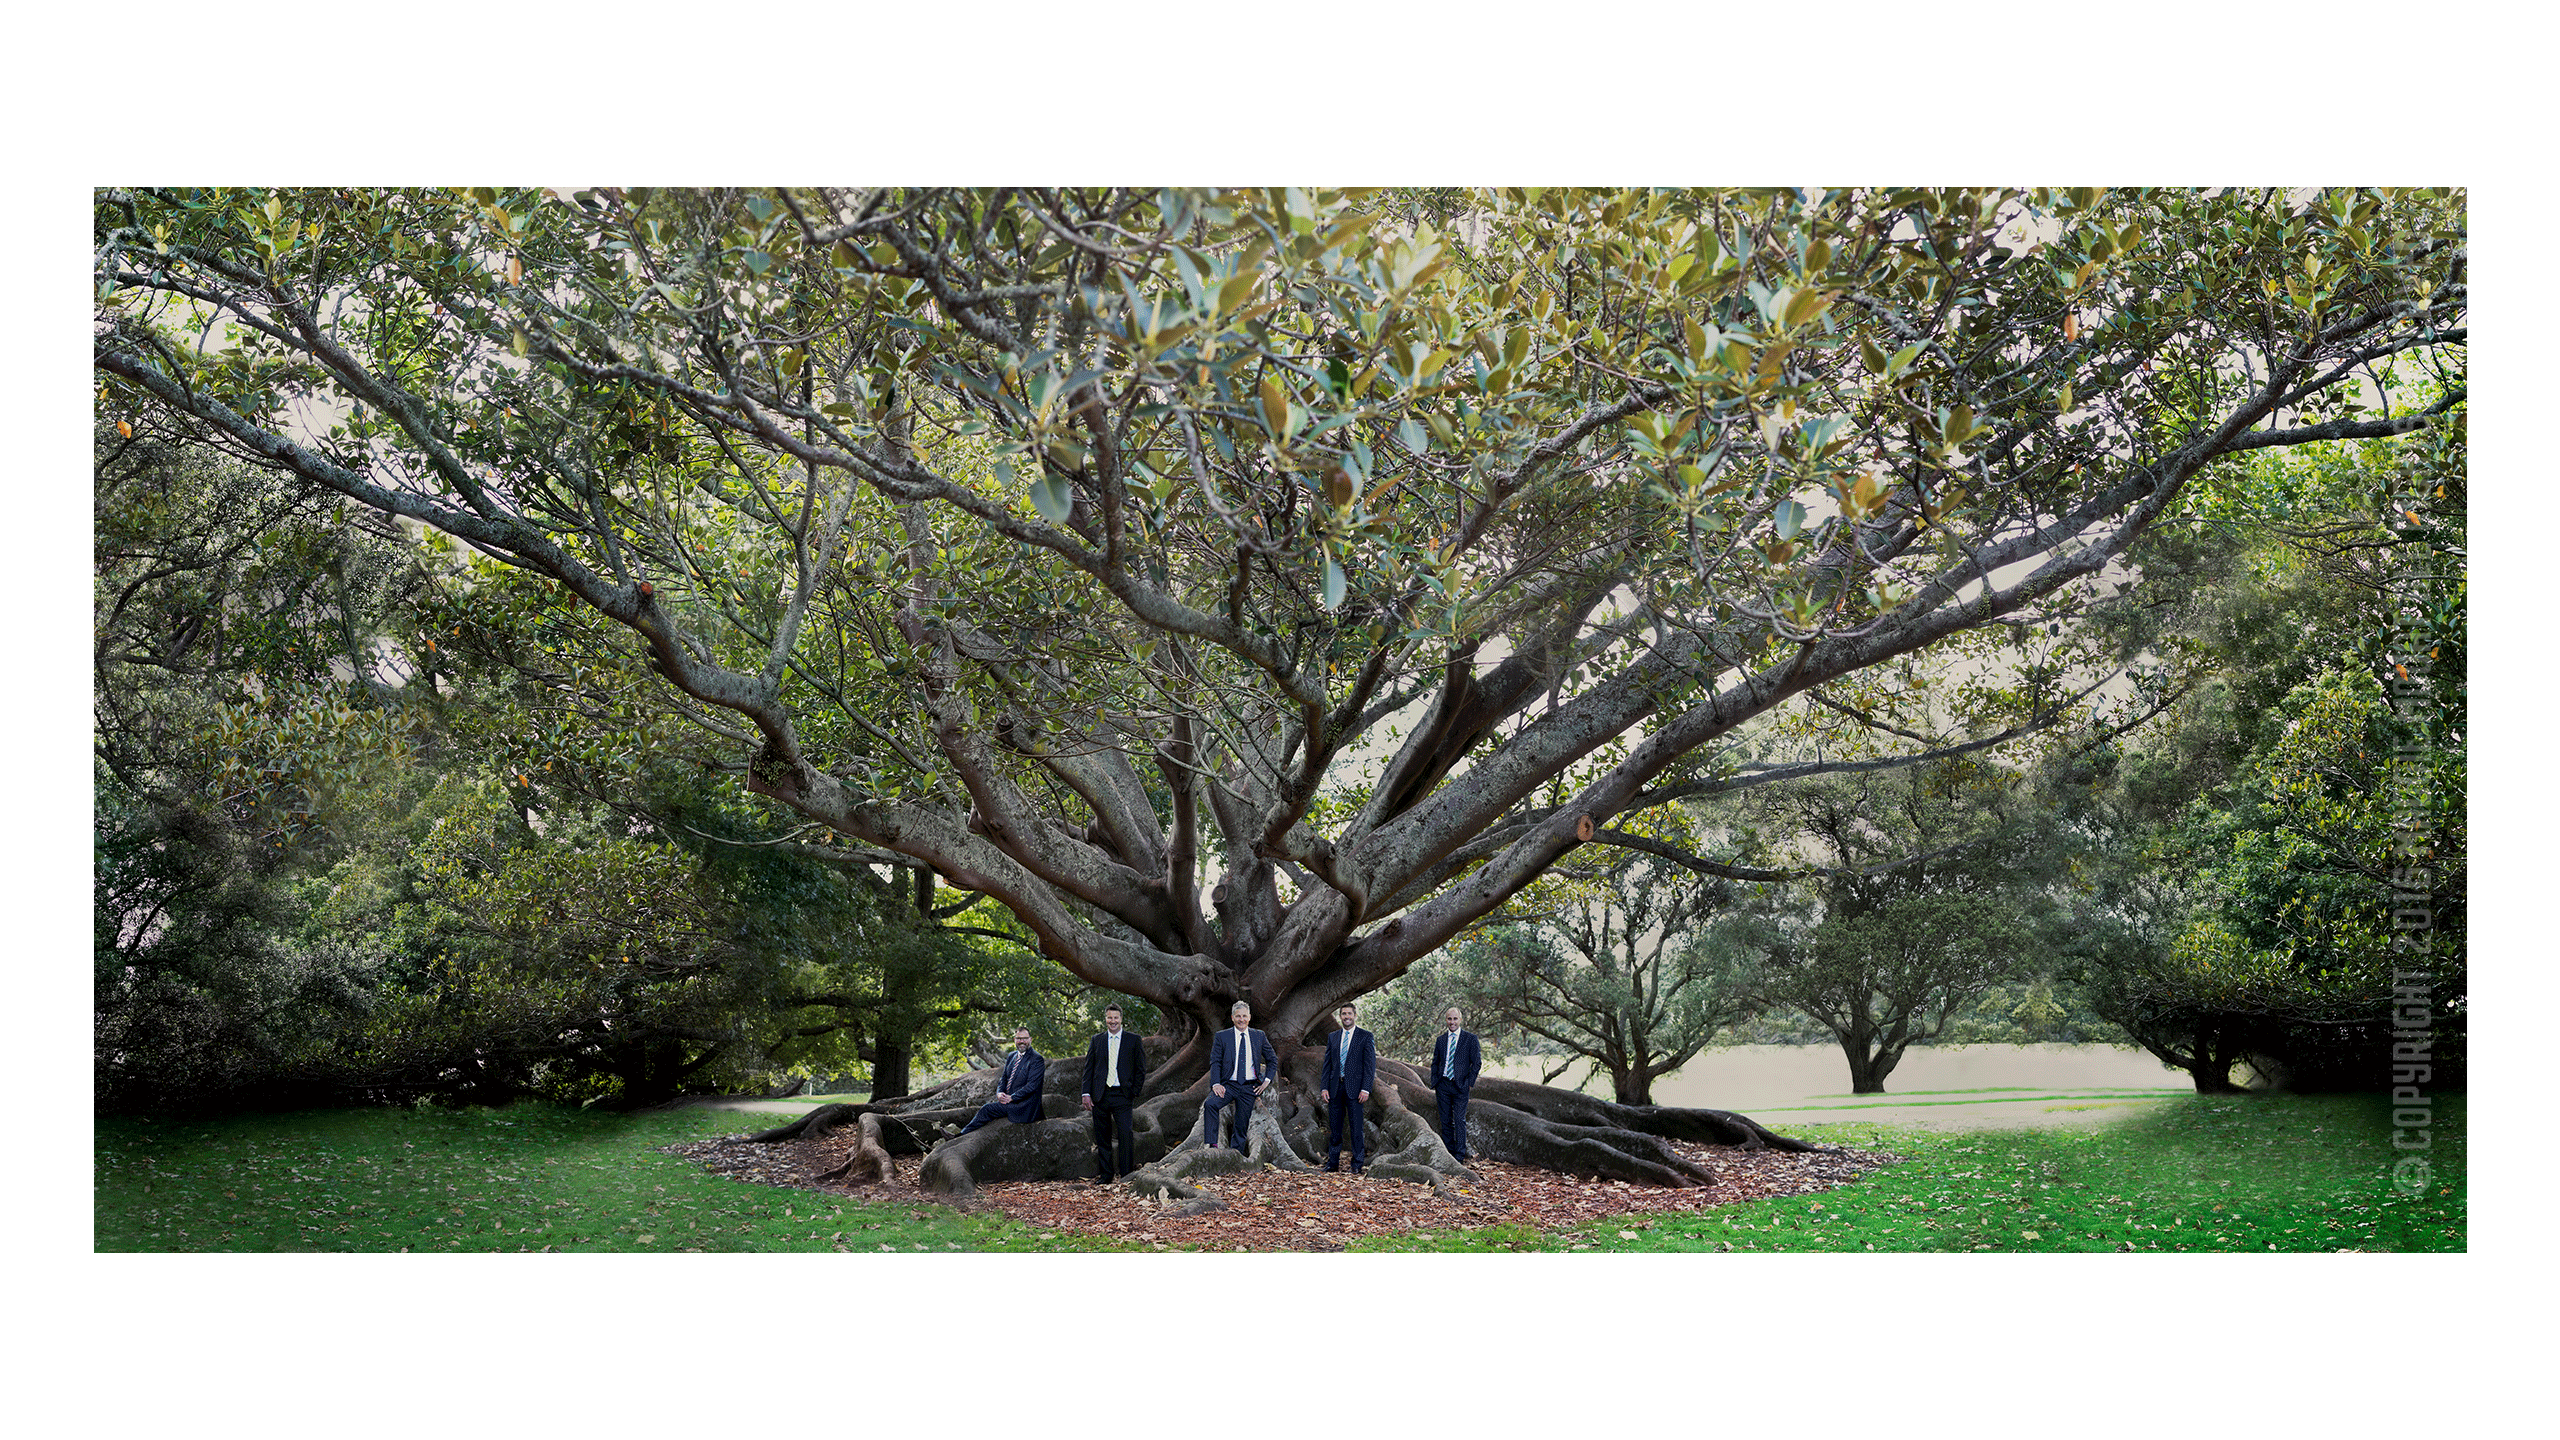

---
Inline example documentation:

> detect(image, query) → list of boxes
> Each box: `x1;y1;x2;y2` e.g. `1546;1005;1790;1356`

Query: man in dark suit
1428;1006;1482;1161
1319;1001;1377;1174
957;1027;1047;1134
1202;1001;1278;1151
1079;1004;1149;1183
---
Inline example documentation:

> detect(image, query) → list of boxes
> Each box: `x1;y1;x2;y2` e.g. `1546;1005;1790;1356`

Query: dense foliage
93;433;1067;1112
2052;411;2465;1090
93;185;2464;1113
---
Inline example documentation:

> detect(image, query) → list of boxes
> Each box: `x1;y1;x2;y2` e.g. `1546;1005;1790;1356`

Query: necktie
1444;1035;1456;1078
1105;1033;1119;1087
1003;1053;1018;1091
1236;1030;1250;1081
1340;1030;1350;1074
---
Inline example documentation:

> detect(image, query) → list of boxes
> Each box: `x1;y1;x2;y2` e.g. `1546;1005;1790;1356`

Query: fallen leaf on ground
667;1131;1902;1252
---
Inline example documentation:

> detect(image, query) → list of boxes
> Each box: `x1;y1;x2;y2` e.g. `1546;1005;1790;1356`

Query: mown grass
98;1092;2462;1255
1492;1092;2465;1255
93;1102;1142;1253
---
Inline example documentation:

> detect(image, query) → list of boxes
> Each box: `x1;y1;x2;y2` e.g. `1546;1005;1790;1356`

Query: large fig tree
93;186;2464;1186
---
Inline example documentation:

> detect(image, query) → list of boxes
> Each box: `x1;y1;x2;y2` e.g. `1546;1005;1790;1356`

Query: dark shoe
1352;1166;1367;1176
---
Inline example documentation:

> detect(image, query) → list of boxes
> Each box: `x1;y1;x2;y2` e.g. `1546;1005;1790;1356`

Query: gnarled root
1363;1085;1476;1195
724;1102;862;1145
1469;1077;1816;1153
815;1112;898;1185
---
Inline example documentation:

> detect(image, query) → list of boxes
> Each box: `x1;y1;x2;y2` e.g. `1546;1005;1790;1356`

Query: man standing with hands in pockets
1319;1001;1376;1174
1079;1004;1148;1184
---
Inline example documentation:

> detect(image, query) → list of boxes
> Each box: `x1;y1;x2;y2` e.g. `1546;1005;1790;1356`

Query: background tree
93;422;1073;1111
656;774;1101;1099
1388;828;1768;1104
1737;761;2046;1093
95;422;434;1110
94;185;2464;1183
2047;403;2465;1091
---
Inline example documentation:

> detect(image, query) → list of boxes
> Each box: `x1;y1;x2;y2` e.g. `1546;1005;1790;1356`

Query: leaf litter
669;1131;1900;1251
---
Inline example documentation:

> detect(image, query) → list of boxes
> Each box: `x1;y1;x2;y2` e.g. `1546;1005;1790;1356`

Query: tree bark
813;1113;899;1185
1841;1036;1907;1094
868;1036;913;1103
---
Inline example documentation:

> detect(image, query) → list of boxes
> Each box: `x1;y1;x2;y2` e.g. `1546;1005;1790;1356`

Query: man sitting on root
956;1026;1046;1135
1202;1001;1277;1151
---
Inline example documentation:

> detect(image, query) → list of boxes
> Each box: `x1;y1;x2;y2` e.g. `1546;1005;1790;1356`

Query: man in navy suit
1320;999;1382;1168
1428;1006;1482;1161
957;1027;1047;1134
1202;1001;1278;1151
1079;1004;1149;1183
1319;1001;1377;1174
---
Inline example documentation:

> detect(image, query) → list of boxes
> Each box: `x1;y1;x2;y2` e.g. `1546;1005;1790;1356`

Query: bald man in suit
1428;1007;1482;1161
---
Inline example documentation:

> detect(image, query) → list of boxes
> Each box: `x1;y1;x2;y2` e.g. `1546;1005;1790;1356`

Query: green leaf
1398;418;1430;455
1030;473;1071;523
1321;553;1347;610
1772;499;1806;541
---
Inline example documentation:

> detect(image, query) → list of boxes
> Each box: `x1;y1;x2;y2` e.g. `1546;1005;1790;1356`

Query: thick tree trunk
2127;1025;2246;1093
868;1036;913;1102
613;1037;711;1107
1841;1037;1904;1095
2190;1031;2245;1094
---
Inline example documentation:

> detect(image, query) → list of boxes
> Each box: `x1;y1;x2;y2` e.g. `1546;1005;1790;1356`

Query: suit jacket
990;1047;1046;1122
1320;1026;1377;1099
1208;1026;1278;1088
1082;1028;1149;1100
1429;1030;1481;1091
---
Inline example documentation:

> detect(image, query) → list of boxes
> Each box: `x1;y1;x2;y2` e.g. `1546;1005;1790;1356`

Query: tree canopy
93;185;2467;1069
2050;412;2466;1091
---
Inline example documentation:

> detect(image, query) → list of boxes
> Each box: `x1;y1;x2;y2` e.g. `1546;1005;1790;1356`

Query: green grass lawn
97;1092;2462;1254
93;1102;1136;1253
1356;1092;2462;1254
